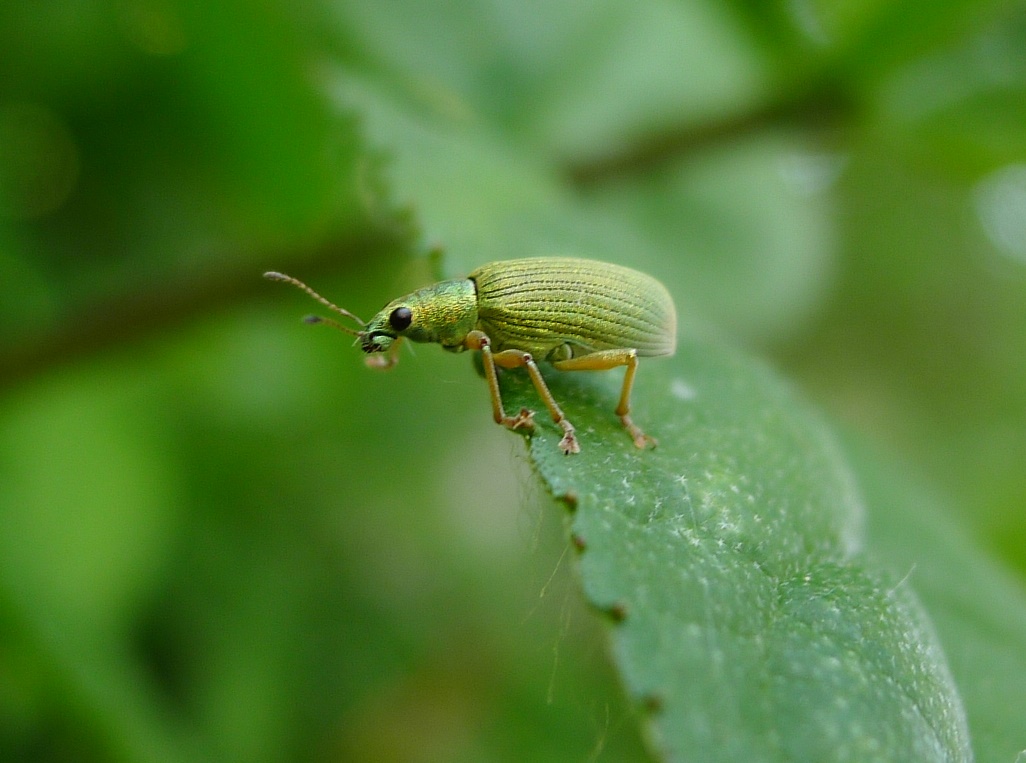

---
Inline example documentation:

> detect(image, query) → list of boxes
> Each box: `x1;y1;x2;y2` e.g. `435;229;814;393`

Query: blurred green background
1;0;1025;760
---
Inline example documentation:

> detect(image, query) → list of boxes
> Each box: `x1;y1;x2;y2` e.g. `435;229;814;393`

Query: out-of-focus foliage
1;0;1024;761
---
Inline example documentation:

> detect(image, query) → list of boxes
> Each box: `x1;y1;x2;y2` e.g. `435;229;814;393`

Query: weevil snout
357;322;405;369
360;332;393;354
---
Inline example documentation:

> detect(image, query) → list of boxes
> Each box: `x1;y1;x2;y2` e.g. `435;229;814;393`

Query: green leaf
6;1;1025;759
495;338;972;762
326;49;1004;761
851;439;1026;763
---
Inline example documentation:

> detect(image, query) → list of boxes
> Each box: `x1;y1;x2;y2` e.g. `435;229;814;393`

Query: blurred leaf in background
1;0;1024;761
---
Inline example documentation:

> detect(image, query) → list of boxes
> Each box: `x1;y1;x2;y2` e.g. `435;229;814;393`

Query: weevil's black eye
389;306;412;331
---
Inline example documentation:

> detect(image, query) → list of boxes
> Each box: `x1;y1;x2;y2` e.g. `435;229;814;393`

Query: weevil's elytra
265;257;677;454
471;258;676;358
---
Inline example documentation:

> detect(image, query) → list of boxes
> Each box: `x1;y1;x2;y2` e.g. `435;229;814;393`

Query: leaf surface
499;340;972;762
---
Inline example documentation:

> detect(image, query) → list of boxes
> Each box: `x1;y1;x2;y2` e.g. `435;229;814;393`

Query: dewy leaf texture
499;338;972;762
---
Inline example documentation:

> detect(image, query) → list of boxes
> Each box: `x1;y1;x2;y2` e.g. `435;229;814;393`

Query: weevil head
358;305;405;354
360;279;478;354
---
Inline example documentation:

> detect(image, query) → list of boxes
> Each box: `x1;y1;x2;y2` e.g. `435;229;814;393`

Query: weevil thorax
360;278;478;354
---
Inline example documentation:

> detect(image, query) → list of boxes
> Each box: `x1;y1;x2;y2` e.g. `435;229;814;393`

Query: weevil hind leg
552;348;656;450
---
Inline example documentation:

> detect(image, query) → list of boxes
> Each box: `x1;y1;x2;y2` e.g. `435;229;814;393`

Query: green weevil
265;257;676;454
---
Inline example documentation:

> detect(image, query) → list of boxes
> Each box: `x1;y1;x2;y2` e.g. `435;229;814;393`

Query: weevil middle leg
491;349;580;455
465;330;580;454
552;348;656;449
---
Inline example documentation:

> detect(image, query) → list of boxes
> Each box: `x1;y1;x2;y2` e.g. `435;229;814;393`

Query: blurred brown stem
0;226;407;395
563;80;851;187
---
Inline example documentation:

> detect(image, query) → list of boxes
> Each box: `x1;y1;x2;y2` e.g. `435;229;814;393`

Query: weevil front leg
464;331;536;436
552;348;656;449
465;331;580;454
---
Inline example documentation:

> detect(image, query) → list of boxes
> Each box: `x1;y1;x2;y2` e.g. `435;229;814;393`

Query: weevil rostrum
265;257;676;454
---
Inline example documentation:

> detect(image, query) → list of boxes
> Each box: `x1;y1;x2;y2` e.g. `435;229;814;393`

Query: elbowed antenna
264;271;367;337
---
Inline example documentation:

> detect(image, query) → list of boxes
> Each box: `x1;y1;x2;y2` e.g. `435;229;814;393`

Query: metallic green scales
470;258;676;359
265;256;677;453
